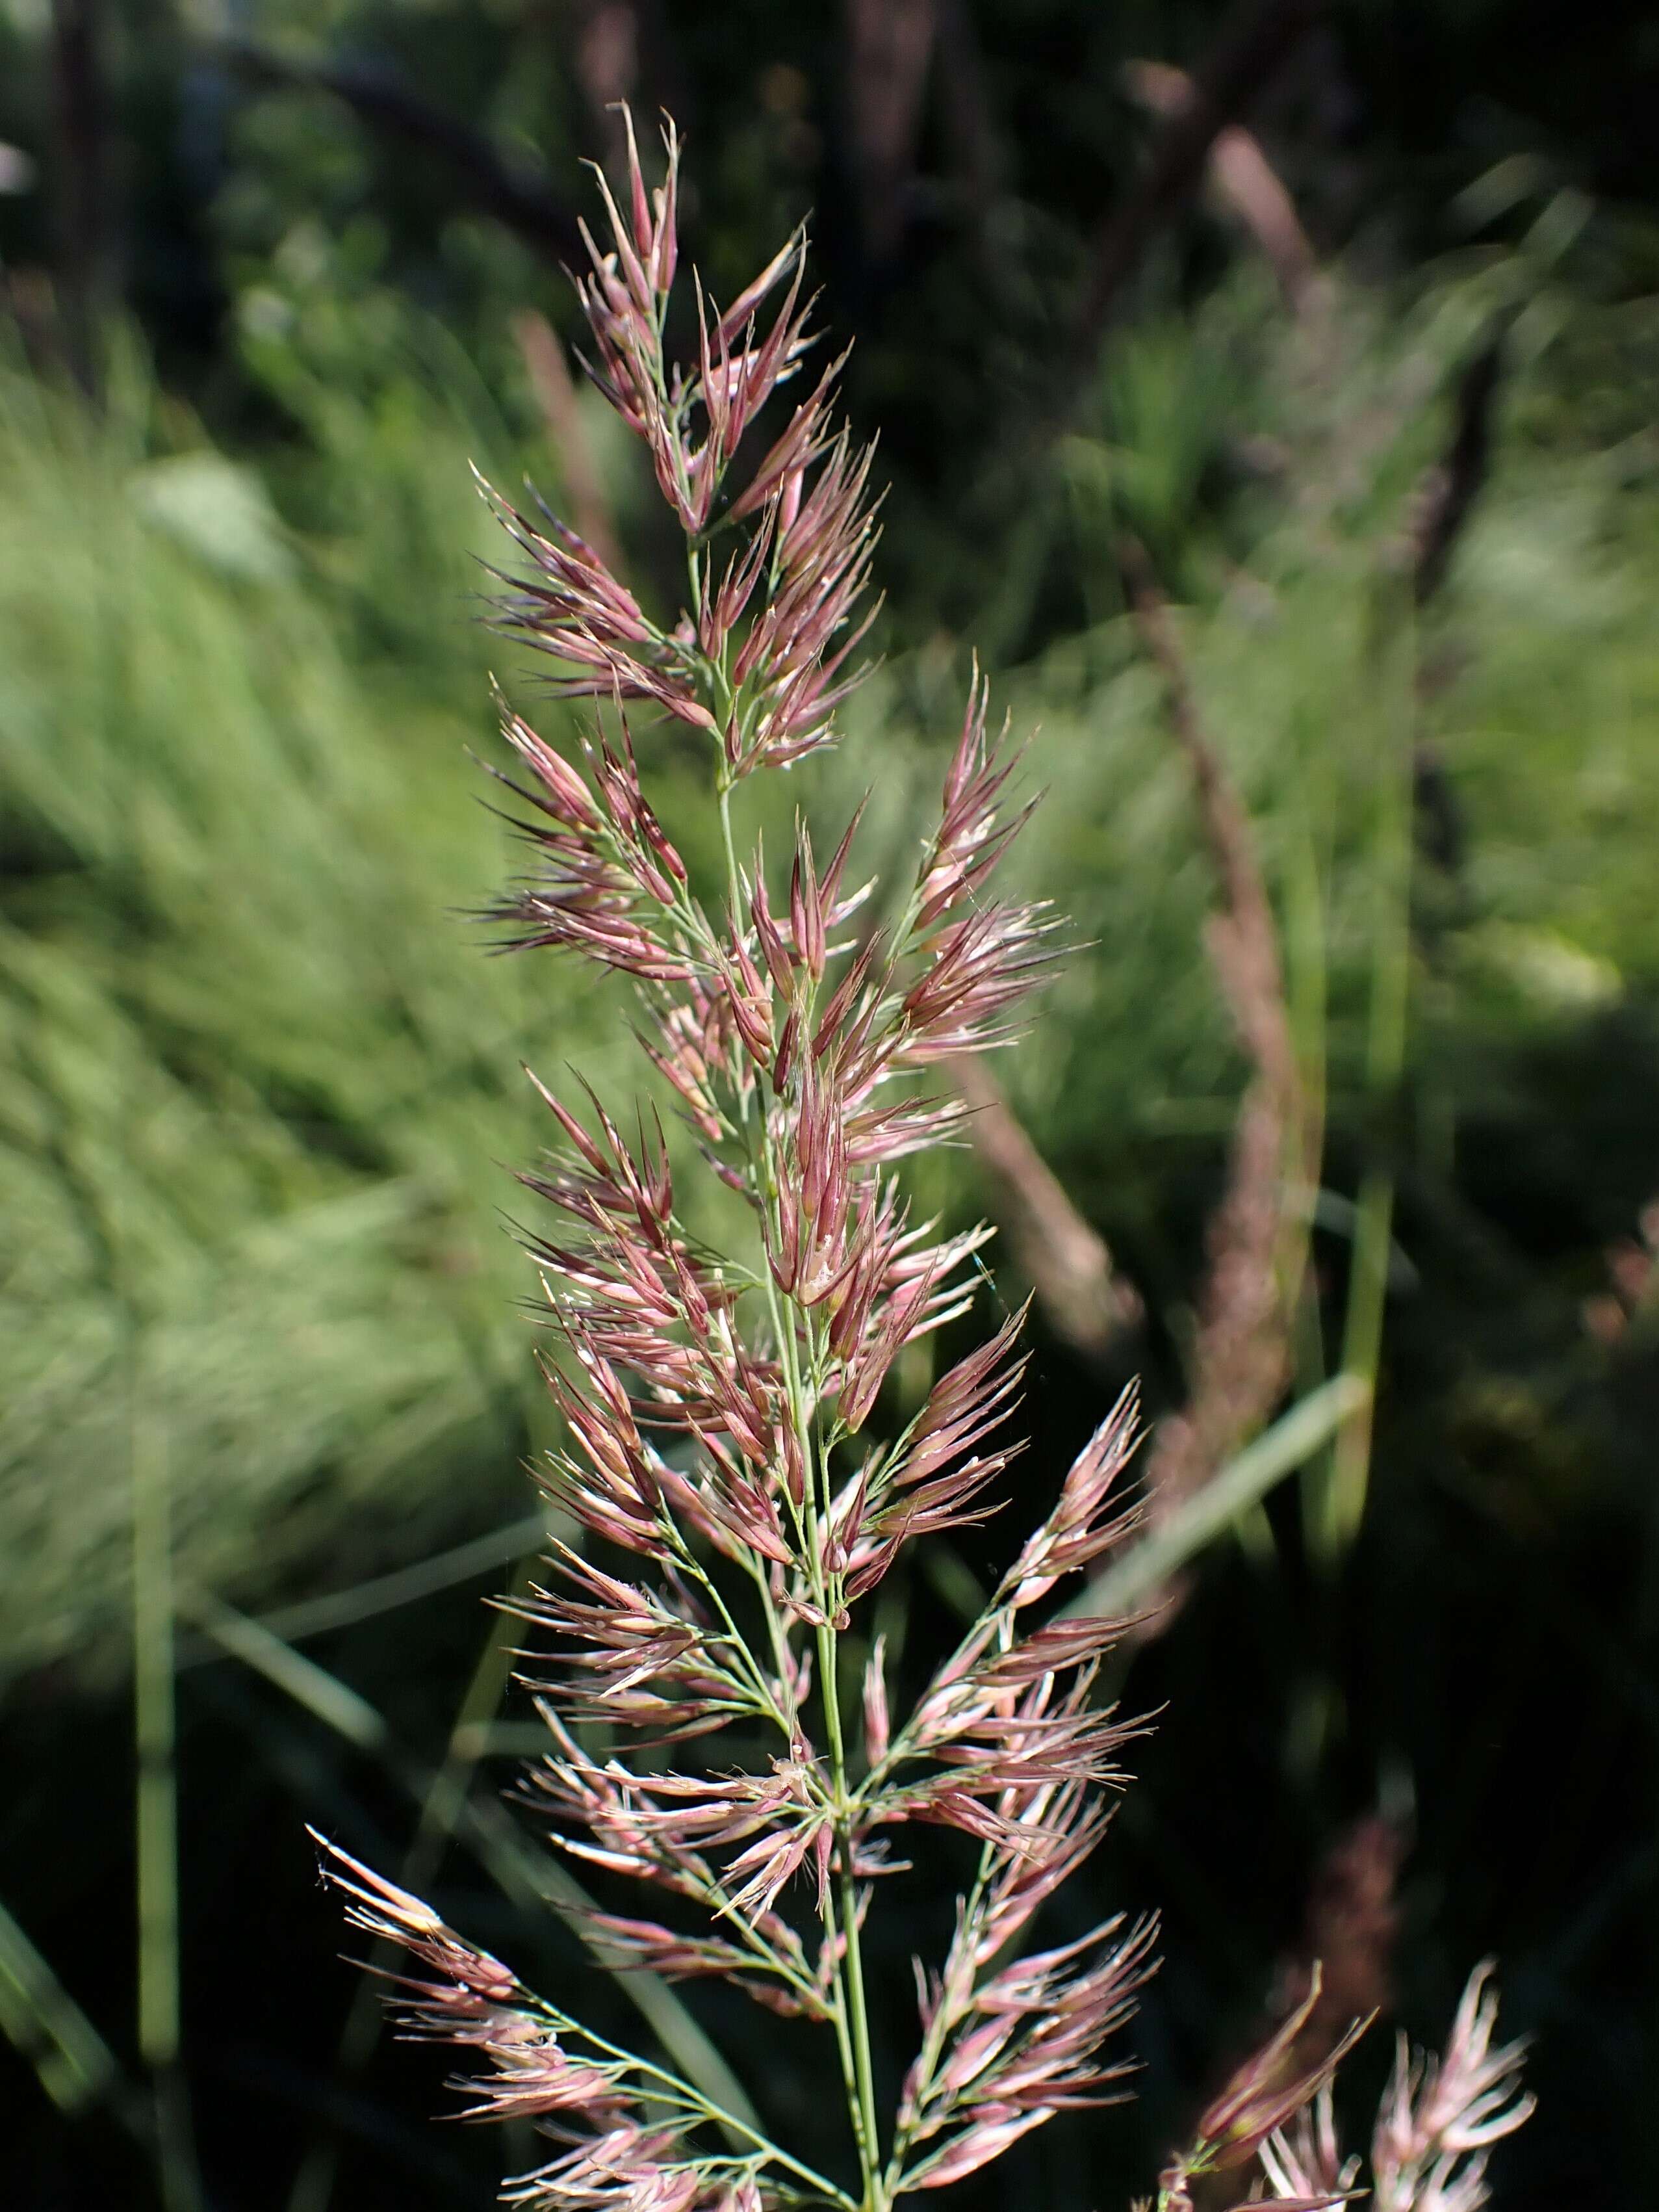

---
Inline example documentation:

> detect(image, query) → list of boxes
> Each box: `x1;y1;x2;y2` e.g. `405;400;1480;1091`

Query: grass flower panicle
1367;1962;1535;2212
313;113;1532;2212
1148;1960;1532;2212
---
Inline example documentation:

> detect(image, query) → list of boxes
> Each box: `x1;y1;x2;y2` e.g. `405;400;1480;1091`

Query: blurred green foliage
0;321;602;1683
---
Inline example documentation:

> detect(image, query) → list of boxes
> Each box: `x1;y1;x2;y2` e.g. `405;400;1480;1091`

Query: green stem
717;777;882;2209
0;1891;136;2125
133;1379;177;2070
797;1327;882;2207
131;1343;205;2212
1323;1165;1396;1548
1317;580;1415;1562
823;1647;883;2210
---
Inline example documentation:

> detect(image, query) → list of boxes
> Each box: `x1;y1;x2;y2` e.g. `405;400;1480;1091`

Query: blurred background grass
1;3;1656;2207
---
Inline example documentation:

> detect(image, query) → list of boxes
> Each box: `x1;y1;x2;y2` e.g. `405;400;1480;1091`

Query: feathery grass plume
1150;1966;1370;2212
1259;1961;1533;2212
1142;1958;1530;2212
313;112;1381;2212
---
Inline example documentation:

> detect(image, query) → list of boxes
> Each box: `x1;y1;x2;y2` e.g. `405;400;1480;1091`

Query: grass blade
0;1891;135;2122
1317;586;1416;1561
179;1592;388;1751
1061;1373;1370;1622
132;1350;205;2212
212;1513;550;1652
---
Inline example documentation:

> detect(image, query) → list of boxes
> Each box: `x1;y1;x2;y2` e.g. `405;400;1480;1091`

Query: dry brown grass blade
1122;543;1320;1626
1120;57;1322;317
514;309;626;577
844;0;938;263
1129;561;1301;1114
948;1051;1143;1366
1071;0;1323;375
570;1;641;169
1278;1814;1406;2061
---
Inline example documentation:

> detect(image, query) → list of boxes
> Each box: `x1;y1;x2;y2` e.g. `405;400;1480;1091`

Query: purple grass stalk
311;114;1528;2212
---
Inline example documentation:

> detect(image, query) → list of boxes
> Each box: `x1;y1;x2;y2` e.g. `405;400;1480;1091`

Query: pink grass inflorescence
313;113;1532;2212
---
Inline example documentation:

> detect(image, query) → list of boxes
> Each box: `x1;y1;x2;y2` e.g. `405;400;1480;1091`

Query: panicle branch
311;1832;843;2212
